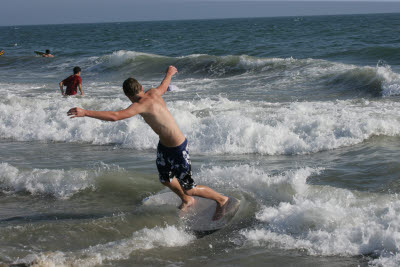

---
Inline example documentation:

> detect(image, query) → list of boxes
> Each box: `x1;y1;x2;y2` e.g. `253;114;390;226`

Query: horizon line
1;10;399;27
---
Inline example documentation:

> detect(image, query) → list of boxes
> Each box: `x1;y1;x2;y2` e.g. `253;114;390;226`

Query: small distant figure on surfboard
59;66;84;96
34;49;54;57
67;66;229;220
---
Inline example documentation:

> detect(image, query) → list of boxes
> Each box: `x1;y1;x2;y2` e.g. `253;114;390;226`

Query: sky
1;1;400;26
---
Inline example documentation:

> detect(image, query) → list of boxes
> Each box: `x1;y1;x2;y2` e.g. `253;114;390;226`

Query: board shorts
156;139;197;190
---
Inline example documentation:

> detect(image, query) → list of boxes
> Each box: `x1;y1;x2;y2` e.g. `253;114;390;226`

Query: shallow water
1;13;400;266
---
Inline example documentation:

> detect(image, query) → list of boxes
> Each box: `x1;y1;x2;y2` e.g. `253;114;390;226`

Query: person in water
42;49;54;57
0;50;4;56
67;66;229;220
59;66;84;96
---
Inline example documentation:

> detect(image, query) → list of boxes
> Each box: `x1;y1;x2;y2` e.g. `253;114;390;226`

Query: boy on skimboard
67;66;228;220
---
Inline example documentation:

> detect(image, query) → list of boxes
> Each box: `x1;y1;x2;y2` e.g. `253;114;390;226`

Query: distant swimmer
34;49;54;57
0;50;4;56
43;49;54;57
59;66;84;96
67;66;229;220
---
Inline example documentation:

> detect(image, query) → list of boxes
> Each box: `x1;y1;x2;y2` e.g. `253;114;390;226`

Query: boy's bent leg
184;185;228;220
162;178;195;211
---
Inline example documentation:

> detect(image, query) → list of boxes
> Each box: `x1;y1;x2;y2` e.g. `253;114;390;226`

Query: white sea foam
371;253;400;267
0;162;121;198
196;164;400;265
225;165;400;266
175;97;400;155
17;225;194;267
196;164;319;204
1;94;400;155
0;82;48;97
377;65;400;97
0;94;158;149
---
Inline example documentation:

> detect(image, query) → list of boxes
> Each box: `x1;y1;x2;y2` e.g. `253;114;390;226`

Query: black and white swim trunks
156;139;197;190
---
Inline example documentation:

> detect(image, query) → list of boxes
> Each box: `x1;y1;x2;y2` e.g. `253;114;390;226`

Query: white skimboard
143;192;240;233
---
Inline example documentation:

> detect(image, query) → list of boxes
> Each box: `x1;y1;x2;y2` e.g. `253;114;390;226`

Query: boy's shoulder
71;75;82;81
63;75;73;81
145;87;162;96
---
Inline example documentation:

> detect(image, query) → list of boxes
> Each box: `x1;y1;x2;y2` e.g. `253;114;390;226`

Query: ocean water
0;13;400;266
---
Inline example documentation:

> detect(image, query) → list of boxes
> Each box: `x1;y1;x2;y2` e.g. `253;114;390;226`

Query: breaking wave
0;94;400;155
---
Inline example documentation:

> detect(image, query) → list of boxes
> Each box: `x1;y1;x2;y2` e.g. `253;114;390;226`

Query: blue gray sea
1;13;400;266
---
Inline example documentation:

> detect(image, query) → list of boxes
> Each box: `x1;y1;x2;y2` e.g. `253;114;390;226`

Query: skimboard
143;192;240;234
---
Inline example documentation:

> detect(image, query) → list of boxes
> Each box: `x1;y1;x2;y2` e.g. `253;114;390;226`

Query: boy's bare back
135;88;185;147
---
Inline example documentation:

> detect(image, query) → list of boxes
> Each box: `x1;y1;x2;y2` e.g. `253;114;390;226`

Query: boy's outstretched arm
67;104;140;121
154;65;177;96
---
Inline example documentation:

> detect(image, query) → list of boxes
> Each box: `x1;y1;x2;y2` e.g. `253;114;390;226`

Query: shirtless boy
67;66;228;220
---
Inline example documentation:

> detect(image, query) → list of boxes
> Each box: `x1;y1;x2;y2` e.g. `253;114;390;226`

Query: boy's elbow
110;112;122;121
109;115;119;122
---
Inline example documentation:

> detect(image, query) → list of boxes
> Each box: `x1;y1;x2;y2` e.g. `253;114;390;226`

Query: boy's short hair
123;78;142;97
73;66;81;74
46;49;50;54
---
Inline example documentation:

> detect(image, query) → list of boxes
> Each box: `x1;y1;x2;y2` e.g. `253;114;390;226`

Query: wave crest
88;50;400;97
0;162;123;199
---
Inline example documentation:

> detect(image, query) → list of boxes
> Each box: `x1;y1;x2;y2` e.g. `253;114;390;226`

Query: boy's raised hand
167;65;178;76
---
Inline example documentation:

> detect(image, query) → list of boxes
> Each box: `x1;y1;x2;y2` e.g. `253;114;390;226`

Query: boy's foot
179;196;195;211
212;196;229;221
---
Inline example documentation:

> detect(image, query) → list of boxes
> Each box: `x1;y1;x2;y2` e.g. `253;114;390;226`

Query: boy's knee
184;187;196;196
